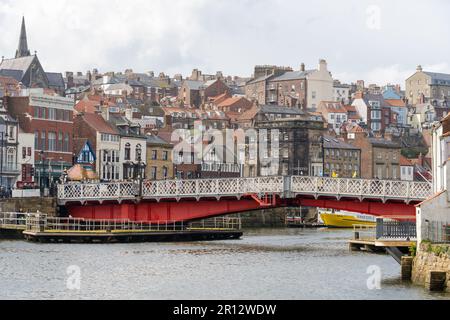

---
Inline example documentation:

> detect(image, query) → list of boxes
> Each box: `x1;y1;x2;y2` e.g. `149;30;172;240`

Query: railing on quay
22;215;242;234
376;219;417;241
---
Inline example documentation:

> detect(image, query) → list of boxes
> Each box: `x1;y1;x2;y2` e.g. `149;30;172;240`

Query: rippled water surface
0;228;449;300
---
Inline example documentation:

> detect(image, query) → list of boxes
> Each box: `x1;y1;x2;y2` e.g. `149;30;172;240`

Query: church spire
15;16;31;58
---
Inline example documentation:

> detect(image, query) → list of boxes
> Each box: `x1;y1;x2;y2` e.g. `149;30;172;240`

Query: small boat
319;210;376;228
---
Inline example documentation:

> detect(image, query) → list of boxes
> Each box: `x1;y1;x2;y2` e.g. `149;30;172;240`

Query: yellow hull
320;213;376;228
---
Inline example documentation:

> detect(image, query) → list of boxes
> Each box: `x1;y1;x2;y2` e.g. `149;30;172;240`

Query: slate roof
0;56;36;77
368;138;401;149
0;69;23;82
46;72;65;88
247;74;274;85
270;70;314;82
363;93;387;107
259;105;305;115
183;80;205;90
424;72;450;82
323;136;360;150
147;135;173;146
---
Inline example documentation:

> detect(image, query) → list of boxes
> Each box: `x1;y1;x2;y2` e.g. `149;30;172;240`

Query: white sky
0;0;449;87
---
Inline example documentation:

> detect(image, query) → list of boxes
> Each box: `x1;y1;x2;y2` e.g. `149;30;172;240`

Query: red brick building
6;91;74;188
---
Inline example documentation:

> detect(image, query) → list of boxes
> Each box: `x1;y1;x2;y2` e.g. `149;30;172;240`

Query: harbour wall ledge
0;197;57;216
412;243;450;292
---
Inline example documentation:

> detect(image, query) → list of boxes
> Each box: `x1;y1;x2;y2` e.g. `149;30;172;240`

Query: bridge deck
57;176;432;205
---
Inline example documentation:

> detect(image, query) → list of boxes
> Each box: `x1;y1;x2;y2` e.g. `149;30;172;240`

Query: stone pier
412;243;450;293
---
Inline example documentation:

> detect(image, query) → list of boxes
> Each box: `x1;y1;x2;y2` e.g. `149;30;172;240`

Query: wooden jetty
1;213;243;244
349;224;415;261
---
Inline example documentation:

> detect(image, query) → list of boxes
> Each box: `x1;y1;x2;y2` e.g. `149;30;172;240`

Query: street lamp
39;150;45;195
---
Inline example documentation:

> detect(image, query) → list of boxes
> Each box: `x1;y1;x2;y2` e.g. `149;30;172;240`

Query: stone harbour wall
0;197;57;216
412;243;450;292
228;207;317;228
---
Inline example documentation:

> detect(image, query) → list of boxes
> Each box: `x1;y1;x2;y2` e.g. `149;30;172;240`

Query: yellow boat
320;212;376;228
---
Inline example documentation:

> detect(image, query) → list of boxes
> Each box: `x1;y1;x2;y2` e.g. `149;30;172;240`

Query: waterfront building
0;99;20;190
16;129;35;189
254;109;325;177
109;114;147;180
5;89;74;189
323;135;361;178
73;139;96;172
146;135;174;181
344;128;401;180
416;113;450;243
73;112;121;181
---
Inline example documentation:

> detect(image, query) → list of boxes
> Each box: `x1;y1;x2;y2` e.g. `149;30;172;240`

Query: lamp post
39;150;45;195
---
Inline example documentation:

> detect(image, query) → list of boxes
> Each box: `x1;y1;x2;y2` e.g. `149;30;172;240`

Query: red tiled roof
319;101;347;113
345;123;365;133
217;97;244;108
75;99;100;114
237;106;260;121
210;92;230;105
400;155;414;167
385;99;406;107
81;113;118;135
344;105;357;112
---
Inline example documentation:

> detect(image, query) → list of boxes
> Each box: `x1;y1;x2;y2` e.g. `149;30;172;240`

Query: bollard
426;271;447;292
401;256;413;281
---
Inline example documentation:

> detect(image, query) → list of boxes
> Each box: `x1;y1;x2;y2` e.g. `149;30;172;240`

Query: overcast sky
0;0;449;87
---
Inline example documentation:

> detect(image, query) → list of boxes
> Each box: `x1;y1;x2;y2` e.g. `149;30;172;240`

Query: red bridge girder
67;199;269;222
65;196;418;223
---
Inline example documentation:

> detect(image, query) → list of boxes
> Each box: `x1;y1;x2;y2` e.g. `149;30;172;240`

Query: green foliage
401;147;429;159
409;243;417;257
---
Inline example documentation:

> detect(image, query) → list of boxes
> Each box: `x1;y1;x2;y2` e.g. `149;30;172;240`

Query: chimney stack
300;63;305;72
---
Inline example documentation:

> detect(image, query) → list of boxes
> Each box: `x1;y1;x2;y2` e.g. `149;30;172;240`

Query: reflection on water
0;228;449;300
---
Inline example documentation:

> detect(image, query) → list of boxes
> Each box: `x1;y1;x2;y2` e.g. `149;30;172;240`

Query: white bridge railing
57;176;432;204
290;176;432;201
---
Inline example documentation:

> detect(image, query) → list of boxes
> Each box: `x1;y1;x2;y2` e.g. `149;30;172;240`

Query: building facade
146;135;174;181
406;65;450;105
323;136;361;178
6;90;74;188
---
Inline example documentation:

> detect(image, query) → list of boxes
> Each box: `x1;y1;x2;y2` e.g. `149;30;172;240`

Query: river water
0;228;448;300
